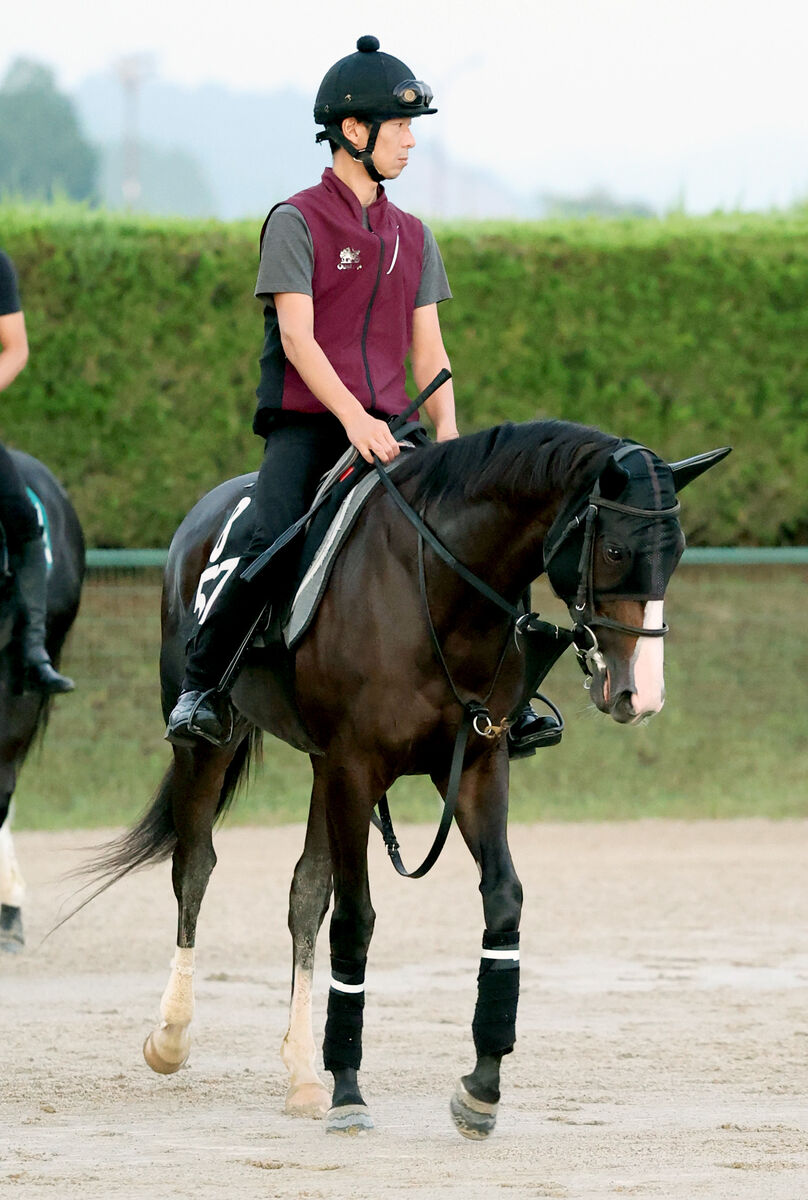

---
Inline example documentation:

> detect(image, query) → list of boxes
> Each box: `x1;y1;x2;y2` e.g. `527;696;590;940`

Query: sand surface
3;819;807;1199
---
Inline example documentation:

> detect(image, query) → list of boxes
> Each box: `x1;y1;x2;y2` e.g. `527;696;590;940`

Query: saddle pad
284;454;409;649
0;487;52;580
190;446;419;646
26;487;53;569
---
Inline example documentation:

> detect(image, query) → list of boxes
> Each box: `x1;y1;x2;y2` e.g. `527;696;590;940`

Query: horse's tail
50;727;262;933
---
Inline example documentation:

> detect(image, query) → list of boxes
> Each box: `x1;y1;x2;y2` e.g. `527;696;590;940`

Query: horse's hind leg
143;742;237;1075
282;758;333;1118
0;794;25;954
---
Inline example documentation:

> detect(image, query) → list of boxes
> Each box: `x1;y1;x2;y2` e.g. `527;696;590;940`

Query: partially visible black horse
86;419;727;1137
0;450;84;952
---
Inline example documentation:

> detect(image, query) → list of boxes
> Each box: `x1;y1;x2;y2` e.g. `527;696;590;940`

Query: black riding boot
165;560;267;747
507;698;563;759
15;538;74;694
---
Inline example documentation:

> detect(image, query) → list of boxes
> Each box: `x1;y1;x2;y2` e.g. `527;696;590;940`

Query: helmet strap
319;120;386;184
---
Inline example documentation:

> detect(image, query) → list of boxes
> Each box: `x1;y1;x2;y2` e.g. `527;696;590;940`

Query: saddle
190;428;427;654
284;447;415;647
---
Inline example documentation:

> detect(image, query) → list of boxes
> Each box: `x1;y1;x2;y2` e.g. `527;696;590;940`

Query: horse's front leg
0;794;25;954
319;755;377;1135
282;757;333;1118
143;742;237;1074
445;745;522;1139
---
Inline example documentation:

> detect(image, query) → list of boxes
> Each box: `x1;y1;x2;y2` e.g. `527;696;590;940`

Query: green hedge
2;204;807;546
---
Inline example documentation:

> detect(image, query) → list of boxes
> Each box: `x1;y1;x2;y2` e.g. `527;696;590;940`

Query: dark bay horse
87;419;727;1137
0;449;84;952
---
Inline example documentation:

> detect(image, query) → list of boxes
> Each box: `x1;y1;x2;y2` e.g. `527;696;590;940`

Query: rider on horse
166;36;557;755
0;250;74;695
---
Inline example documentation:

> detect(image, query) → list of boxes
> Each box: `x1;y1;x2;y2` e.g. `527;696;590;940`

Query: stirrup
507;692;564;759
165;688;234;748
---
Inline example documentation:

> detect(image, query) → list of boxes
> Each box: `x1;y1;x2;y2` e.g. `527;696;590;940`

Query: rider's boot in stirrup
165;562;263;748
165;687;233;748
507;699;563;759
15;538;74;695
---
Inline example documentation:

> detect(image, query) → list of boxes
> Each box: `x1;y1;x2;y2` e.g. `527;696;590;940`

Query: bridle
373;439;683;681
366;437;683;877
542;442;681;678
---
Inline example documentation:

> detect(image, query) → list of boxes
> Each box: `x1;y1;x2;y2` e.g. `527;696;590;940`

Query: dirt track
3;820;807;1199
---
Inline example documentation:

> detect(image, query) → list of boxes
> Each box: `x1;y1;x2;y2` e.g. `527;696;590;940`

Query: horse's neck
426;490;562;618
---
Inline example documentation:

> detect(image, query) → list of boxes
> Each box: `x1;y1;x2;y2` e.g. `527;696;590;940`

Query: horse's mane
396;419;620;509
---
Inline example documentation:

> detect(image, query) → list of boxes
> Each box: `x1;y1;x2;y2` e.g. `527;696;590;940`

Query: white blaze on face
631;600;666;717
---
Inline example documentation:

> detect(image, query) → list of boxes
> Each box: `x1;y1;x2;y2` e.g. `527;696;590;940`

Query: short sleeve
254;206;315;307
414;225;452;308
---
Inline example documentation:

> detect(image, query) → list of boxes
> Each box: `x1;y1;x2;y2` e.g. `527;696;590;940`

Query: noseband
543;443;681;677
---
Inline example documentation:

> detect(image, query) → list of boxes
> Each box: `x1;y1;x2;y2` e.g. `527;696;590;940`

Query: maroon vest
255;169;424;424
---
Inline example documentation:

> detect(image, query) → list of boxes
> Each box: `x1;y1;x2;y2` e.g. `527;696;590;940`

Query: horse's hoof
325;1103;374;1135
285;1082;331;1119
143;1026;191;1075
450;1079;498;1140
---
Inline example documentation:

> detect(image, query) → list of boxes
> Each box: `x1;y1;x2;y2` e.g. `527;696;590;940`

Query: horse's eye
604;545;625;564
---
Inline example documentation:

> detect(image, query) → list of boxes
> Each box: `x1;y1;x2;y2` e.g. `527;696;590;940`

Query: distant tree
541;187;656;219
0;58;98;201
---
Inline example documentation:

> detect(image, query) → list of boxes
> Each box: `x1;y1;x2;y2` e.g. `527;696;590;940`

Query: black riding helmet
314;35;437;183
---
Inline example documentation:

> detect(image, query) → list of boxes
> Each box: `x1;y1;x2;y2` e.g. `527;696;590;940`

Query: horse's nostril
610;691;637;724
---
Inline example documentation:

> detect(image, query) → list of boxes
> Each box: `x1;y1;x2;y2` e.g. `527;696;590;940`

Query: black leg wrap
323;958;366;1073
472;930;520;1058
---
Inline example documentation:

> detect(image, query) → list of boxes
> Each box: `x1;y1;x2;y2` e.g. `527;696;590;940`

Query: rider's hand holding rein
275;290;402;464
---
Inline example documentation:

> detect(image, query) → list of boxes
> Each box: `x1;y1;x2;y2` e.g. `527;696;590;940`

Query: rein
370;456;571;878
369;440;681;878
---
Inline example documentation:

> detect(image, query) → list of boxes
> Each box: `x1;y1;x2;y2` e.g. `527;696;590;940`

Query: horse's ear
668;447;732;493
598;457;630;500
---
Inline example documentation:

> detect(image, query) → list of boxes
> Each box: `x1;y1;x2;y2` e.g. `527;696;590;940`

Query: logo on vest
337;247;362;271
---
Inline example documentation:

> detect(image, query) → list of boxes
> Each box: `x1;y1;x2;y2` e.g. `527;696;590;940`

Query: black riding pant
183;414;351;691
0;442;40;554
247;413;352;556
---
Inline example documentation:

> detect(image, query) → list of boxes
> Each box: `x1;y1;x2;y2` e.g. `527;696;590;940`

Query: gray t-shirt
254;204;452;309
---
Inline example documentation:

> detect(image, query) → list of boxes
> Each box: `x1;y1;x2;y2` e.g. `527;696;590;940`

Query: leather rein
370;439;680;878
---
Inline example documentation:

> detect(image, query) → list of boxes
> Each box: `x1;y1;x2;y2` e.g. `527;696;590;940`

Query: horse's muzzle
590;671;665;725
610;689;655;725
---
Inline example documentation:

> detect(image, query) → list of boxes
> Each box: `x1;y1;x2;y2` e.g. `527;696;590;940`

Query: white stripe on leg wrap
329;977;365;994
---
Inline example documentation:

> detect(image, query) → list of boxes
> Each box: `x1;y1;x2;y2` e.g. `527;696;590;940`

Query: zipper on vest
361;233;385;408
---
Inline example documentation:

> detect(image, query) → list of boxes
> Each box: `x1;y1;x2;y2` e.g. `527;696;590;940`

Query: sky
3;0;808;214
